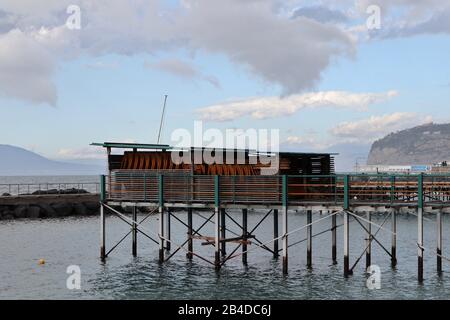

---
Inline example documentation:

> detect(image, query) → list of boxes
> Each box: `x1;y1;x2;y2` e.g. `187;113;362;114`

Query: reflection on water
1;211;450;300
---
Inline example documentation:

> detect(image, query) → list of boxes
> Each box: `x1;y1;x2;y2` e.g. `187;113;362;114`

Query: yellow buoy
38;259;46;265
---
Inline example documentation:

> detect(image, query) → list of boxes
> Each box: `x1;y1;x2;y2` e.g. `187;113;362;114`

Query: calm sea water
1;212;450;300
1;176;450;300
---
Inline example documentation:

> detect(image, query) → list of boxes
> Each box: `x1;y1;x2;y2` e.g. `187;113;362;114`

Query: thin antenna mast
157;95;168;144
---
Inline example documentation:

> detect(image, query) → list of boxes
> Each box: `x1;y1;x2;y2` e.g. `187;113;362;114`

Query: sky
0;0;450;170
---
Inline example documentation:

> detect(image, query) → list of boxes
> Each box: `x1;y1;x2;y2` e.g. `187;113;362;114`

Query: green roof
91;142;337;156
91;142;172;150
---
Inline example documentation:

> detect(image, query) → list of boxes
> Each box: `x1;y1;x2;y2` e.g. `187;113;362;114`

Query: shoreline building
357;161;450;174
355;165;431;174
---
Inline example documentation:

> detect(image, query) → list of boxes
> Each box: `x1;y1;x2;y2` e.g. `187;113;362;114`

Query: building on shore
356;161;450;174
431;161;450;173
355;165;431;174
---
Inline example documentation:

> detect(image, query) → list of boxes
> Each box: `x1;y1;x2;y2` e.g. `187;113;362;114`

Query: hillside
367;123;450;165
0;145;104;176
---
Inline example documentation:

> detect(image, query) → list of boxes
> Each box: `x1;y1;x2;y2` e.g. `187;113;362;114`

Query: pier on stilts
93;142;450;283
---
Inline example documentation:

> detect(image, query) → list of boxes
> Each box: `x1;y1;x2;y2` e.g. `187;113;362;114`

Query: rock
1;210;14;216
38;204;58;218
123;206;133;213
27;206;41;218
73;203;87;216
32;188;89;195
62;188;88;195
32;189;59;195
13;205;28;219
87;209;99;216
3;213;14;220
51;203;73;217
85;201;100;211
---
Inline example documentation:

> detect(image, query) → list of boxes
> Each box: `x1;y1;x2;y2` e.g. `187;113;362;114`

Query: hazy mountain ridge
0;145;104;176
368;123;450;165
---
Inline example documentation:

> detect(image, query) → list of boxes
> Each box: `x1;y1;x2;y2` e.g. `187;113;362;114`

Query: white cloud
0;0;174;104
196;90;398;121
179;0;355;95
145;58;220;88
330;112;434;143
57;147;104;160
285;135;333;151
0;29;57;105
284;112;434;153
0;0;447;105
0;0;355;104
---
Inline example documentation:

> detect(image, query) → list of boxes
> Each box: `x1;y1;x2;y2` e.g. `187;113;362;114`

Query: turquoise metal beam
91;142;172;150
343;175;350;210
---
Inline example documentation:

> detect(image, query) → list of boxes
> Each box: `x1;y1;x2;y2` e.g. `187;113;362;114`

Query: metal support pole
187;208;193;260
437;210;443;275
166;209;171;251
100;203;106;261
221;208;226;257
418;174;424;283
214;176;221;270
282;175;288;275
242;208;248;265
392;210;397;268
366;211;372;270
100;175;106;261
344;175;350;278
132;206;137;257
273;209;279;259
344;210;350;277
159;175;165;263
332;211;337;265
307;210;312;269
418;207;424;282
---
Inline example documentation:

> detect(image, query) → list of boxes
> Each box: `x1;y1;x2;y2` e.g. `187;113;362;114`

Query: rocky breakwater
0;188;100;220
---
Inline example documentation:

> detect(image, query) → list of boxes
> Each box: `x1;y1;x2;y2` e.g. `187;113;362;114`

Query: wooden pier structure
93;142;450;283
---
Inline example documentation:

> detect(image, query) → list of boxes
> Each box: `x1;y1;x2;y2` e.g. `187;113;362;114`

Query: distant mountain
0;145;105;176
368;123;450;165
